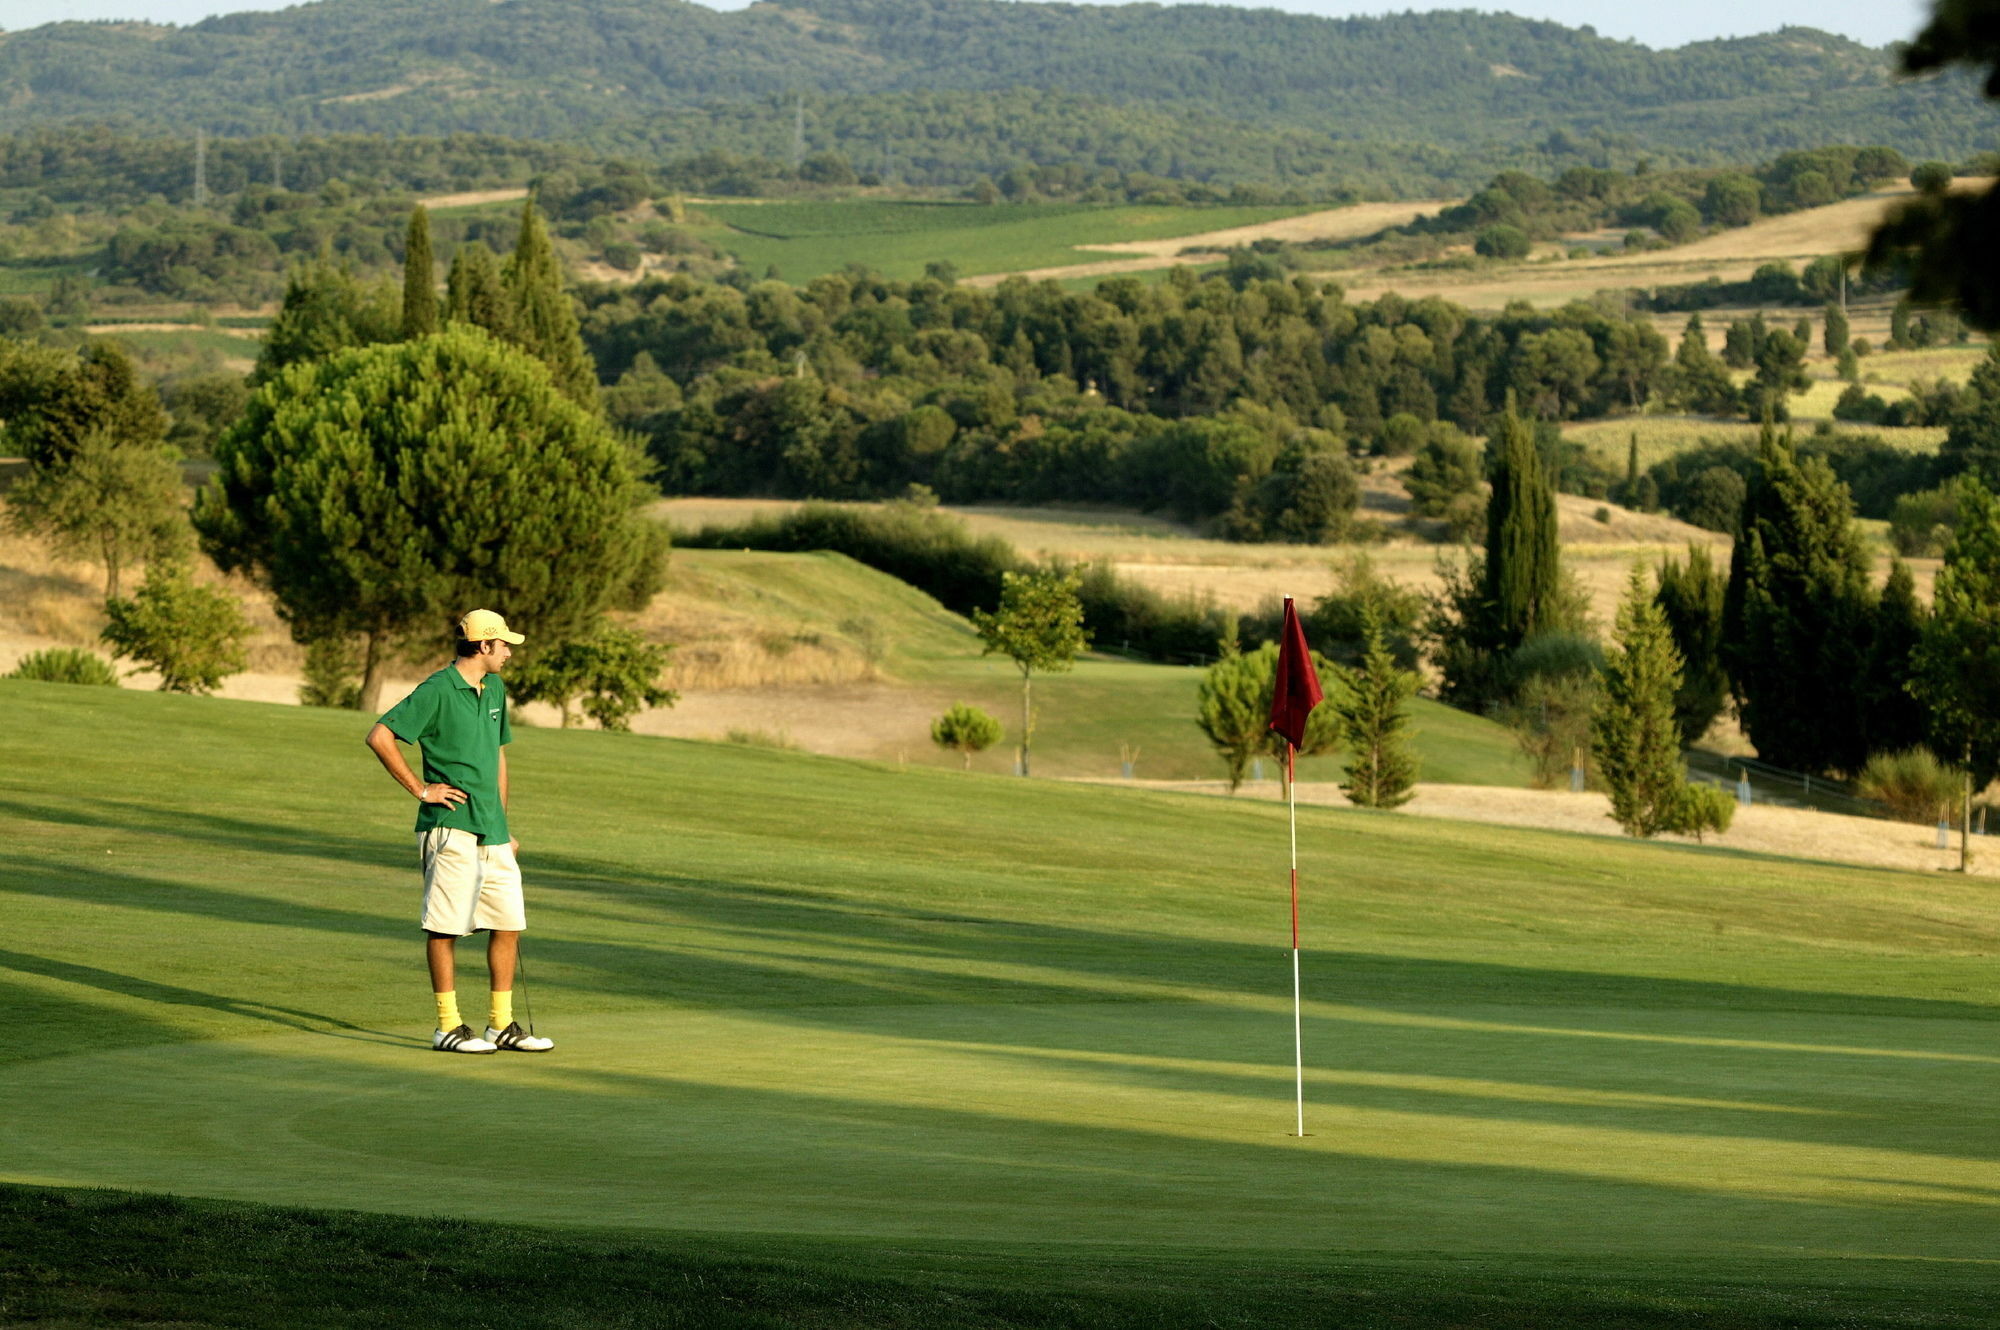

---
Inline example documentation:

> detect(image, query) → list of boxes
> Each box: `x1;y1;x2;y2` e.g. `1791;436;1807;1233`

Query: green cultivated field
693;200;1312;283
4;682;2000;1325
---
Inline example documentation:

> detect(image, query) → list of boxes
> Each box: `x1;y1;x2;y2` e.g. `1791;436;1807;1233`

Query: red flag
1268;596;1323;749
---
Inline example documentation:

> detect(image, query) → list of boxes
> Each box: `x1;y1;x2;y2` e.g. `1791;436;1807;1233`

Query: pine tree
1480;403;1562;654
1336;612;1419;808
1721;420;1877;773
1592;568;1689;837
445;242;515;341
401;205;437;340
504;194;598;408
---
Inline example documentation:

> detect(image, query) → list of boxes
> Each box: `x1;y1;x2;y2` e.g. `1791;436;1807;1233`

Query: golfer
364;609;554;1055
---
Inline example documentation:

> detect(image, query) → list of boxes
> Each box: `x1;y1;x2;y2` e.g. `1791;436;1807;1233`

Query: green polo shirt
379;666;512;843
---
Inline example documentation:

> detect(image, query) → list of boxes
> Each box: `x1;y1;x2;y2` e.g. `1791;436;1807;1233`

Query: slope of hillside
0;0;1987;180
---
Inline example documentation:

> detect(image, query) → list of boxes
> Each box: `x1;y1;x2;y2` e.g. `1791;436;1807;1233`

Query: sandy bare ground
418;188;530;211
1097;779;1991;878
963;200;1449;288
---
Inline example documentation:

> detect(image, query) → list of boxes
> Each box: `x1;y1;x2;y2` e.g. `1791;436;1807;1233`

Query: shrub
7;647;118;687
1858;747;1964;824
930;702;1002;769
298;638;364;709
1911;160;1955;195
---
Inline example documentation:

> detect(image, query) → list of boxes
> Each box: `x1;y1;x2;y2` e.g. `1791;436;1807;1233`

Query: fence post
1736;769;1752;806
1937;819;1951;850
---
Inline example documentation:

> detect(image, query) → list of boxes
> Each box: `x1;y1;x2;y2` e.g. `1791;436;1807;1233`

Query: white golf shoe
486;1021;554;1052
433;1024;497;1054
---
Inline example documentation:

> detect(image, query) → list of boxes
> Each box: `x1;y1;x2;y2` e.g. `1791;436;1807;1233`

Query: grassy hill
631;546;1527;785
4;680;2000;1324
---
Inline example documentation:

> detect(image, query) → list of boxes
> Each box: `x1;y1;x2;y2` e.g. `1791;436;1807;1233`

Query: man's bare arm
365;723;466;808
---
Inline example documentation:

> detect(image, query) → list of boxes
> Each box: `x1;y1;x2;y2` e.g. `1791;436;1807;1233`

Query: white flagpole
1289;736;1304;1137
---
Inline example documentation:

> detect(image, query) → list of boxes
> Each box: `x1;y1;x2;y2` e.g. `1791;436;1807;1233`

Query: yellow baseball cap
458;608;525;644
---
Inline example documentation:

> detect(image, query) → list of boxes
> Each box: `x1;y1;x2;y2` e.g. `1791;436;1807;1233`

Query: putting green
5;681;2000;1297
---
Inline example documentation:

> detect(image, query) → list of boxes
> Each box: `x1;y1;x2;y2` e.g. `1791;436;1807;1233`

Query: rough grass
4;682;2000;1325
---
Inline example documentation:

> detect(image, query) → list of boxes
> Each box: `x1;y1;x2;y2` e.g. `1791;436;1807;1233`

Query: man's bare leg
488;929;518;993
426;933;457;993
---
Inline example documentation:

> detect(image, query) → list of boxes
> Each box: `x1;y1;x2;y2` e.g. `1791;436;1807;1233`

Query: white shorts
418;828;526;935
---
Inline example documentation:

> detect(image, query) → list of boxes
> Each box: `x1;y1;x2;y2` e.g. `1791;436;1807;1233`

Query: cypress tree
402;205;437;340
444;242;515;342
1823;301;1850;358
1654;544;1728;745
1480;403;1562;655
1336;612;1419;809
1863;558;1929;757
1721;420;1876;773
504;193;598;408
1592;567;1689;838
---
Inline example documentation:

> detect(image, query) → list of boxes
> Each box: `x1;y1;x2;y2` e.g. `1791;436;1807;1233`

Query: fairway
692;200;1315;283
6;681;2000;1322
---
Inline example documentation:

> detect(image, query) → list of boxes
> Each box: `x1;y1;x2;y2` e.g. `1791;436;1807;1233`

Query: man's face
479;639;513;672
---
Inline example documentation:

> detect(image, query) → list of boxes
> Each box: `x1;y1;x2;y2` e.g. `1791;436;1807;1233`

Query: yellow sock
489;990;513;1032
435;991;461;1031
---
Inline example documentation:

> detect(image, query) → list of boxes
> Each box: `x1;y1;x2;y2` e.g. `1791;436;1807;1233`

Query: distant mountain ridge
0;0;1990;191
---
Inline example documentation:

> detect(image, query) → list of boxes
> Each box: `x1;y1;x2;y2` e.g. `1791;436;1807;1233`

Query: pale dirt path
1091;780;1989;879
963;200;1448;288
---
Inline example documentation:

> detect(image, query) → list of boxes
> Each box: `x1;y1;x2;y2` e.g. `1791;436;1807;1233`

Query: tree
402;205;437;340
1722;422;1876;774
971;567;1090;777
1480;404;1563;655
1911;160;1956;196
194;327;666;713
0;338;168;470
1653;545;1729;745
1403;427;1483;521
507;626;675;730
1743;329;1810;420
1703;174;1761;226
5;427;191;597
504;194;598;408
930;702;1003;769
253;258;400;385
1195;641;1340;791
1911;478;2000;869
1940;346;2000;487
1667;314;1738;415
1592;568;1693;838
100;559;249;695
1335;612;1418;808
445;241;517;342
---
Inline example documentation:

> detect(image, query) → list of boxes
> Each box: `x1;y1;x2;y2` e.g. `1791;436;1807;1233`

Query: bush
6;647;118;686
1664;781;1735;841
1911;160;1955;195
1858;747;1964;824
298;638;364;709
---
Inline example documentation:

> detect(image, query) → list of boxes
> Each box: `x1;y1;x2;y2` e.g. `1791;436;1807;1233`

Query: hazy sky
1;0;1937;53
